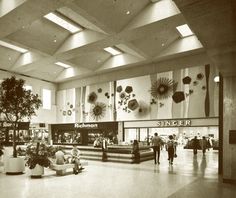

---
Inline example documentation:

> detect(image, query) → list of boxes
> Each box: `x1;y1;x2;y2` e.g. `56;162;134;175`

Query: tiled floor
0;147;236;198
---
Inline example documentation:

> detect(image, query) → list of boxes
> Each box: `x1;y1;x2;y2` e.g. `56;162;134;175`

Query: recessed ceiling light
44;13;82;33
0;40;28;53
126;11;130;15
55;62;71;69
176;24;194;37
161;43;165;47
104;47;122;56
53;39;57;43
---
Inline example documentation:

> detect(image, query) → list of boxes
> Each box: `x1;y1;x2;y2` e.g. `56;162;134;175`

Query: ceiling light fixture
104;47;122;56
176;24;194;37
214;76;220;83
44;13;82;33
0;40;28;53
55;62;71;69
126;11;130;15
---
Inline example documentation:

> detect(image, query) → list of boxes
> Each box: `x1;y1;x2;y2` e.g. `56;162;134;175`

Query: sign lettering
156;120;191;127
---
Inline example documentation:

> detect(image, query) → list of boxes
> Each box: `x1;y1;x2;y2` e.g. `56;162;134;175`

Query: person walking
151;132;162;164
192;136;199;155
167;135;175;165
200;136;208;155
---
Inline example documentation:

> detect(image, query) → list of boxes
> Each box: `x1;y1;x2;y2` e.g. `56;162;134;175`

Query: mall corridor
1;148;235;198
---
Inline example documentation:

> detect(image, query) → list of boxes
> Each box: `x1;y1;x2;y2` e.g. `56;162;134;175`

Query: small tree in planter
0;76;42;158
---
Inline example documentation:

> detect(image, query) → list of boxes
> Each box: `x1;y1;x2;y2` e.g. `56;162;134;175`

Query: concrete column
223;76;236;182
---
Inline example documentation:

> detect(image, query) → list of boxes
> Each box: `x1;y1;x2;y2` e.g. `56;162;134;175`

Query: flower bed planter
30;164;44;178
5;157;25;174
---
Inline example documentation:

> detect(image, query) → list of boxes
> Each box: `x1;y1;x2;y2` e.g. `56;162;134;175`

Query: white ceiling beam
95;53;146;72
0;0;74;39
64;2;113;34
0;0;26;17
11;51;47;71
55;29;107;54
154;35;204;60
54;66;92;82
124;0;180;30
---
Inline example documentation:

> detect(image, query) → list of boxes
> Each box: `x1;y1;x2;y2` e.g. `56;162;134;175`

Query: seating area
50;160;88;176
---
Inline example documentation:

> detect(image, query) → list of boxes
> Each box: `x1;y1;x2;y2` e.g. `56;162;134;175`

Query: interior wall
223;76;236;182
55;64;219;123
0;70;57;123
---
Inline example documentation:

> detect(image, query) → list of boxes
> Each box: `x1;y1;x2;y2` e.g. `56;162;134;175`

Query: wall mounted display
57;65;219;123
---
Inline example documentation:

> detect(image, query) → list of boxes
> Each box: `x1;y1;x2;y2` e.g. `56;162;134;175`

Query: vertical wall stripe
113;81;117;121
205;64;210;117
184;68;190;118
149;73;158;119
172;69;184;118
81;86;86;122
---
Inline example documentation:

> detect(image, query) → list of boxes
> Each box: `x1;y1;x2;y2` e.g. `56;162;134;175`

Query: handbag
174;153;177;158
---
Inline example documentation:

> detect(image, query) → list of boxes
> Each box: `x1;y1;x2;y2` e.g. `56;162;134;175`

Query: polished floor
0;147;236;198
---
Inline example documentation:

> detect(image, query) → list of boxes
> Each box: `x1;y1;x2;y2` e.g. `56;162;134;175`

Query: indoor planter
25;142;52;178
0;76;41;174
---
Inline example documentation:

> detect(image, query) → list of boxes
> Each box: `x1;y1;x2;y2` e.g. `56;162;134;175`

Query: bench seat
50;161;88;176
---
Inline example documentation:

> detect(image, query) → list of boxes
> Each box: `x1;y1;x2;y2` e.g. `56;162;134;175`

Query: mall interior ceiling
0;0;235;84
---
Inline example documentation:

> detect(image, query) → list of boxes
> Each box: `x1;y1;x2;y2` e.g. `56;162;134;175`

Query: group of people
151;133;177;165
55;145;84;175
192;136;210;155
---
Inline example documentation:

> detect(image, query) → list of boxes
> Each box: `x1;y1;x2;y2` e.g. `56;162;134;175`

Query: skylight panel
0;40;28;53
176;24;194;37
104;47;122;56
55;62;71;69
44;13;82;33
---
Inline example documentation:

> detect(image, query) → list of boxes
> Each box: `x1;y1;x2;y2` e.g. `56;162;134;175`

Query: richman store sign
74;123;98;129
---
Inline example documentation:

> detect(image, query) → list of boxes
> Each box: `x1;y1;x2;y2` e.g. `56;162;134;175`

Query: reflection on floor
0;147;236;198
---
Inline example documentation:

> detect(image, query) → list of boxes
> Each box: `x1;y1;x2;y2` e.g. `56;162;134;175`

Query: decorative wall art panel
57;65;219;123
57;88;76;123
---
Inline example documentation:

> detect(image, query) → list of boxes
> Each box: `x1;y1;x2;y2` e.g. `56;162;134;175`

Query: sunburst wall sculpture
90;102;106;120
150;77;177;100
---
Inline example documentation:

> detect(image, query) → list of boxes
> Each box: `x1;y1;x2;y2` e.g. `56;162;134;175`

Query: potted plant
0;76;41;174
25;142;53;178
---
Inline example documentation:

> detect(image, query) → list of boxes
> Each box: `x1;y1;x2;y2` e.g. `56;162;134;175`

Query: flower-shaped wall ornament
150;77;177;100
127;99;139;111
90;102;106;120
87;92;98;104
119;92;127;100
197;73;204;80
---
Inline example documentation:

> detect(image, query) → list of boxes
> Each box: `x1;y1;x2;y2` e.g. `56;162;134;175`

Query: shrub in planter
25;142;55;169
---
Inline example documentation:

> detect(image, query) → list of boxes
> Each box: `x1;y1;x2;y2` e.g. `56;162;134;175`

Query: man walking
152;133;162;164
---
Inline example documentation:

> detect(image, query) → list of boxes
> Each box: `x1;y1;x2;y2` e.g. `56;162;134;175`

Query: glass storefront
123;118;219;149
